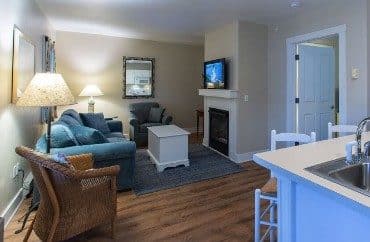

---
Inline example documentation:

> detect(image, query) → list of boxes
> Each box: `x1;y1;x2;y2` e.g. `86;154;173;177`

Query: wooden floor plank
4;134;269;242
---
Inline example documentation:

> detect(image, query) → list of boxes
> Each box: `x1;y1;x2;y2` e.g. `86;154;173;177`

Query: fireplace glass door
209;108;229;155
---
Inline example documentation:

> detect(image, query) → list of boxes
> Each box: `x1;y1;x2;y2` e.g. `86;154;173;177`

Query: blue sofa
36;109;136;190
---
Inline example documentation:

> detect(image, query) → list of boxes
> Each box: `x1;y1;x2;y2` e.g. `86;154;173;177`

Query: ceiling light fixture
290;1;301;8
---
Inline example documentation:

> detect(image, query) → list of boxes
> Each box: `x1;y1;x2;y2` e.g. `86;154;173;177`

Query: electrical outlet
12;163;20;179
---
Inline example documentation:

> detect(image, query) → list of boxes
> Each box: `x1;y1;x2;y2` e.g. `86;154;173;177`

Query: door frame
286;25;347;133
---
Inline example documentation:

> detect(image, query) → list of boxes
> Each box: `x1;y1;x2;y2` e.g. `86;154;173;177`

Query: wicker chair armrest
74;165;120;180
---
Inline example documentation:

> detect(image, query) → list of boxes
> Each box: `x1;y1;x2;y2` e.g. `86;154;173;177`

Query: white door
297;44;335;141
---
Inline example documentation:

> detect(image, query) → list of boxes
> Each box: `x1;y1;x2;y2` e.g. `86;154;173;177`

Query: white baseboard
1;188;24;228
1;172;33;228
234;149;269;163
202;143;267;164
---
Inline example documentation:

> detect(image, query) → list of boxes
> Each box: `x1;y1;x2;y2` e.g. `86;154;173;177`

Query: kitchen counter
253;132;370;242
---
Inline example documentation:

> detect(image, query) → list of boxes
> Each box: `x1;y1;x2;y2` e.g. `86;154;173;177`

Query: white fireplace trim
201;91;239;162
199;89;239;99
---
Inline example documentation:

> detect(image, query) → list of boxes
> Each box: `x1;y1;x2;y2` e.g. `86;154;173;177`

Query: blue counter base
277;174;370;242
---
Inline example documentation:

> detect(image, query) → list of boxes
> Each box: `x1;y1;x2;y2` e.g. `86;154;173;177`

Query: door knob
330;105;335;110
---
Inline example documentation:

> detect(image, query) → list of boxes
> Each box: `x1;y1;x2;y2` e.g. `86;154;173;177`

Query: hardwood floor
4;134;269;242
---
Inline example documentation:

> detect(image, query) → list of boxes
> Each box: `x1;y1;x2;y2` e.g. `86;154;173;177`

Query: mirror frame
12;26;36;103
122;56;155;99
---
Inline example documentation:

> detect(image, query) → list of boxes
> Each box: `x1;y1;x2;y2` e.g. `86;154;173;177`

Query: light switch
352;68;360;79
244;95;249;102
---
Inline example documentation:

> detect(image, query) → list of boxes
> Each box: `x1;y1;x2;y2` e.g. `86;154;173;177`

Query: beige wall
204;22;238;90
268;0;368;134
56;31;204;133
237;21;268;153
0;0;54;215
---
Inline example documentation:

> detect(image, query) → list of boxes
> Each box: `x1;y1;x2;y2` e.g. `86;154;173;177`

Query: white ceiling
35;0;348;45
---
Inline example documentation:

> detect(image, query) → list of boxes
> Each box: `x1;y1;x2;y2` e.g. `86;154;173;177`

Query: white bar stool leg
269;200;275;242
255;189;261;242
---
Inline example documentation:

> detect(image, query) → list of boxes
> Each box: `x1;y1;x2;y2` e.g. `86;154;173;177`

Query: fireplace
209;108;229;156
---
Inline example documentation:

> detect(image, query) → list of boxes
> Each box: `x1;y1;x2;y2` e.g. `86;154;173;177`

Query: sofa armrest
51;142;136;162
107;120;123;133
162;115;173;125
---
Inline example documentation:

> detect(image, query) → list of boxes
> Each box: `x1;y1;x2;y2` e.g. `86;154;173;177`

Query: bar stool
328;122;357;139
254;130;316;242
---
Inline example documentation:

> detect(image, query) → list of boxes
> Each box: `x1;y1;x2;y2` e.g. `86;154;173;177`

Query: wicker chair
15;146;120;242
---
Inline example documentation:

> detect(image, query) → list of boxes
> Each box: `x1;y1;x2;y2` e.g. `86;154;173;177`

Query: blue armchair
35;109;136;190
129;102;173;147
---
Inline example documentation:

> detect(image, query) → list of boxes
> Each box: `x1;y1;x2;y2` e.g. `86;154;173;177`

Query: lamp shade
16;73;75;107
79;85;104;97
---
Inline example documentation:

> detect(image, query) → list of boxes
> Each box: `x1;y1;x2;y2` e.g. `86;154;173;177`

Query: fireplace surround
199;89;239;162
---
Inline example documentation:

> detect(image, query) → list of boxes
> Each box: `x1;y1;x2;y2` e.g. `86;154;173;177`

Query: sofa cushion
80;112;111;134
61;109;84;125
50;122;78;148
59;114;82;127
139;122;163;133
68;125;108;145
105;132;125;139
107;137;126;143
148;107;165;123
130;110;147;124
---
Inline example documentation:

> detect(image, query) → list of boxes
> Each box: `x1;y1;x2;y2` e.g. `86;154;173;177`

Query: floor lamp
15;72;75;233
16;72;75;153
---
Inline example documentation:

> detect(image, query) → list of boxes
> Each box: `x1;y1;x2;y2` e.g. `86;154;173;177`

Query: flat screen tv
204;58;227;89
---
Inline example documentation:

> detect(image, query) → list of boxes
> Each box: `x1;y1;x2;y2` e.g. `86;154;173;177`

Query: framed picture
12;26;35;103
122;56;155;99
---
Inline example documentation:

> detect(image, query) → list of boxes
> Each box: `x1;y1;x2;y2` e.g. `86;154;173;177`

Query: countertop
253;132;370;209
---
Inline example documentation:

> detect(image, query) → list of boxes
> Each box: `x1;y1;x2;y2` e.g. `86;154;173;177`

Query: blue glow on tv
204;59;225;89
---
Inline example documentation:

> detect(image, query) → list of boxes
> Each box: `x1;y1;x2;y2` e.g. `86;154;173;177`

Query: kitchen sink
305;157;370;196
329;163;370;191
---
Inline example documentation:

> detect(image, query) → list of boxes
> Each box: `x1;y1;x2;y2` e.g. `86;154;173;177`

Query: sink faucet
355;117;370;160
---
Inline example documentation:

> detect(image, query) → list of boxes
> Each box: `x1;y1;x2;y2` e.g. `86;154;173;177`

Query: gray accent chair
129;102;173;147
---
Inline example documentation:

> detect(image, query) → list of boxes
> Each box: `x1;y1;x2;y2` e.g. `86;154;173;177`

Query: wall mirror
122;56;155;99
12;26;35;103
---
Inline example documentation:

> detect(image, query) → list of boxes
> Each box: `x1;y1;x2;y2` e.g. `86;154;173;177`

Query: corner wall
236;21;268;154
204;22;238;90
204;21;269;157
0;0;54;222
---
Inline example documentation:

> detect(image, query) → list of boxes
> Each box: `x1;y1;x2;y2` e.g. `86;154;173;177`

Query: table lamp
79;84;104;113
16;73;75;153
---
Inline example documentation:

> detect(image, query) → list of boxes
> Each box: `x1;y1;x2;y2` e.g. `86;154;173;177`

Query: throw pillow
61;109;84;125
50;122;79;148
59;115;83;127
68;125;108;145
148;107;165;123
80;112;111;134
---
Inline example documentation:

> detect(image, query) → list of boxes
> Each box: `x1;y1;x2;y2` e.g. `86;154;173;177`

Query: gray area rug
133;144;244;195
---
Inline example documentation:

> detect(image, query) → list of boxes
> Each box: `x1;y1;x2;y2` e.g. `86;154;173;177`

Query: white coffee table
147;125;190;172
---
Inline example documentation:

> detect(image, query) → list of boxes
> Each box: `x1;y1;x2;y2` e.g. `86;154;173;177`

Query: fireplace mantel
198;89;239;99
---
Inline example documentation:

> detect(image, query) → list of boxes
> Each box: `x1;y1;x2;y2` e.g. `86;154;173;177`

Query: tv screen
204;58;226;89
